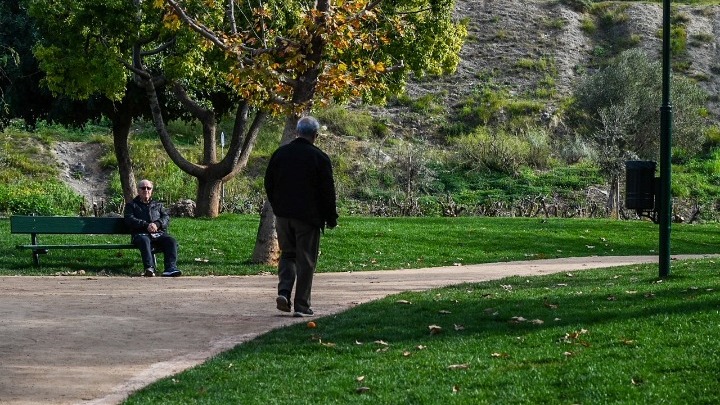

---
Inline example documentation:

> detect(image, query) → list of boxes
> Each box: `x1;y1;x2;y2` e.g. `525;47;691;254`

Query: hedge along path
0;255;714;405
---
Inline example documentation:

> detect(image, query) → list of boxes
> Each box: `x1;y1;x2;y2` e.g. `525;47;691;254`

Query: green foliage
573;48;709;162
451;127;553;175
580;16;597;33
438;162;603;207
705;125;720;148
0;179;83;215
315;106;390;140
515;57;556;73
672;150;720;208
594;3;630;27
392;93;446;115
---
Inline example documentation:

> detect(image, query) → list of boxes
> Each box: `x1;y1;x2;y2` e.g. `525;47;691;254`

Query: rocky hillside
401;0;720;134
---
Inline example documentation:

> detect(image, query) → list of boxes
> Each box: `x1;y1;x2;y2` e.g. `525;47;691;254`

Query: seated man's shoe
293;308;314;317
161;268;182;277
276;295;291;312
143;267;155;277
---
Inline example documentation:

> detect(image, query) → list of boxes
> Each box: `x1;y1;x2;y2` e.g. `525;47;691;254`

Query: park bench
10;215;156;266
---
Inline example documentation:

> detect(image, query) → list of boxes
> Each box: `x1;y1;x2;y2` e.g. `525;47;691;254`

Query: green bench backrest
10;216;133;234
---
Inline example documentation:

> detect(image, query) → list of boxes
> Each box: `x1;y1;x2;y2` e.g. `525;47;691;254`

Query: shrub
453;128;522;174
316;106;379;140
0;179;83;215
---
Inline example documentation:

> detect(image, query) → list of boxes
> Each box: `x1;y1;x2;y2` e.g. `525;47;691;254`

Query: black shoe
276;295;291;312
162;269;182;277
143;267;155;277
293;308;314;317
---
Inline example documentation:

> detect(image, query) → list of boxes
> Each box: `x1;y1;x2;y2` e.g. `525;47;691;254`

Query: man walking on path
264;116;338;317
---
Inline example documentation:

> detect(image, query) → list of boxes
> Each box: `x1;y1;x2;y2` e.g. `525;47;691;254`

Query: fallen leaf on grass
439;310;452;314
356;376;365;382
453;385;461;393
530;319;544;325
356;387;371;394
454;324;465;331
491;352;509;358
429;325;443;335
194;257;209;262
403;351;412;357
396;299;412;305
374;340;388;346
447;364;469;370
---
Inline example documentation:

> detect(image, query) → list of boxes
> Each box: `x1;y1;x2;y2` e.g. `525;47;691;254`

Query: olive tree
573;48;708;216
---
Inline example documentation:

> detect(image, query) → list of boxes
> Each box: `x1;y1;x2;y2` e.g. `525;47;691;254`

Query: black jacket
124;196;171;236
264;137;338;229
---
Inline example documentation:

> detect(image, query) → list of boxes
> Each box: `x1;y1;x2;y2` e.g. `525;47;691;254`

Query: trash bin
625;160;656;210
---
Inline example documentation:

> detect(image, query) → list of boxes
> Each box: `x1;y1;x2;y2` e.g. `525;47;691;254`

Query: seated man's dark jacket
264;137;338;229
124;196;171;236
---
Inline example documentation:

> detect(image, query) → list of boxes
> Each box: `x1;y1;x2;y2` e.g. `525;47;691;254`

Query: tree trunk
111;115;136;203
195;176;222;217
251;200;280;265
607;174;620;219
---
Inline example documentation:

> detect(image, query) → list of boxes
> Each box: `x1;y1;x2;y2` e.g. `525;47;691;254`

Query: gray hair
296;116;320;138
138;179;153;189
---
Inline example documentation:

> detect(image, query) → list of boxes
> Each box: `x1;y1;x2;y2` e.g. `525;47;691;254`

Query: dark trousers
131;233;178;271
275;217;321;313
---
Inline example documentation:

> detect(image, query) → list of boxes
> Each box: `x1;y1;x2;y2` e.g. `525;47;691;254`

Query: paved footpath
0;254;713;404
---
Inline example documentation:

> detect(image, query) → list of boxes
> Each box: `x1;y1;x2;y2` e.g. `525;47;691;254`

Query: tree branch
141;37;177;56
165;0;230;52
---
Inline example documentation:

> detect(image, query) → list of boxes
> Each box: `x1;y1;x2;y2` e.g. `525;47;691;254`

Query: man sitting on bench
124;179;182;277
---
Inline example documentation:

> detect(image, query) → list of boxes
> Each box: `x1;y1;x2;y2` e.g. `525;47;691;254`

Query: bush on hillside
0;180;83;216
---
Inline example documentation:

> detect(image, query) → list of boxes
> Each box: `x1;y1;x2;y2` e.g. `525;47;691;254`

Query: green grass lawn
123;259;720;404
2;215;720;275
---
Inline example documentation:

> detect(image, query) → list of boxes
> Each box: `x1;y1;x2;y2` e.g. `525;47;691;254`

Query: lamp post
659;0;672;278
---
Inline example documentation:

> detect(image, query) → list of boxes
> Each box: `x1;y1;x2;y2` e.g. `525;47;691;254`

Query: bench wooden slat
17;244;135;250
11;216;132;234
